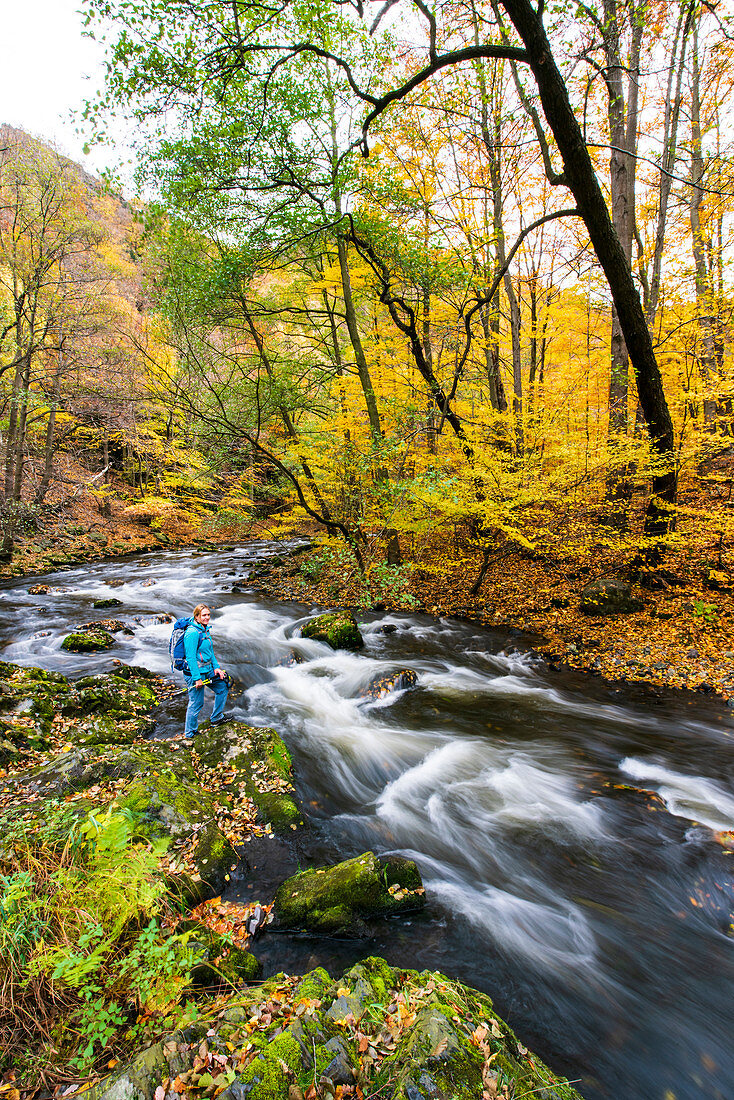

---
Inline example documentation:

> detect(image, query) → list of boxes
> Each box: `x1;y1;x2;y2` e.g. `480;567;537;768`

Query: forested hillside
2;0;734;691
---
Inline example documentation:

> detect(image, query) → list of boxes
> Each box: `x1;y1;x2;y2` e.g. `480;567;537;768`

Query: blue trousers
184;674;228;736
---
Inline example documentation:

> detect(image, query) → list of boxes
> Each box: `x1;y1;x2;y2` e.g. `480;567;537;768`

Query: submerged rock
61;629;115;652
301;611;364;650
360;668;418;700
86;957;585;1100
579;578;643;616
28;584;51;595
273;850;425;935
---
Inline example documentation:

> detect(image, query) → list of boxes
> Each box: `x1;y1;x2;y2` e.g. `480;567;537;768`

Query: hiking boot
210;715;230;726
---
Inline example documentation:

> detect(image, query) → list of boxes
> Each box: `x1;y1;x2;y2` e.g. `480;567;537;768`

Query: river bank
246;535;734;707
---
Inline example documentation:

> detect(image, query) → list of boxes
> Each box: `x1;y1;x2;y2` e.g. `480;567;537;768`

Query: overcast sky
0;0;114;177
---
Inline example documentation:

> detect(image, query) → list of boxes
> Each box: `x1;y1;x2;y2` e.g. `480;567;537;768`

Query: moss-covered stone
195;722;302;831
88;959;585;1100
67;674;157;716
185;923;263;987
300;612;364;651
93;597;123;609
193;820;239;889
273;851;425;934
0;663;72;763
61;629;115;652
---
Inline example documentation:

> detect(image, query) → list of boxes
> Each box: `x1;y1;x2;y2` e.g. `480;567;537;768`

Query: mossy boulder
81;619;133;635
579;578;644;616
66;674;157;717
301;611;364;650
93;597;123;609
0;662;72;763
61;629;115;652
115;752;239;890
86;959;585;1100
273;850;425;935
195;722;302;831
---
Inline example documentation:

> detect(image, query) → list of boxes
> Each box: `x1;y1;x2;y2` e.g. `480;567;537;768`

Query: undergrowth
0;802;194;1090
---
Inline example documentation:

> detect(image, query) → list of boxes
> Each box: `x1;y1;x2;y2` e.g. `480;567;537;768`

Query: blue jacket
183;621;220;681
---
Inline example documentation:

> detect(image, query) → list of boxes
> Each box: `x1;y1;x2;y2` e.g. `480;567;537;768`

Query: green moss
93;597;123;609
233;1031;302;1099
301;612;364;651
61;630;114;652
293;967;333;1002
194;821;238;885
256;791;301;829
195;724;301;833
274;851;424;933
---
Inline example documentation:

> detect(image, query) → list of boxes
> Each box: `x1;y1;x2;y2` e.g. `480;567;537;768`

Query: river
1;541;732;1100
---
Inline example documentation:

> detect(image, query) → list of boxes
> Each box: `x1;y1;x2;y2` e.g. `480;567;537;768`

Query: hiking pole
169;672;232;697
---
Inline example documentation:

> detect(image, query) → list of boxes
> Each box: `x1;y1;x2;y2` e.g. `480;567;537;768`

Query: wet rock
0;662;70;763
275;650;305;668
85;959;584;1100
93;597;124;609
373;623;398;635
110;663;160;681
360;668;418;700
81;619;134;635
61;629;115;652
579;578;644;616
28;584;51;595
300;612;364;651
140;578;157;587
273;850;425;935
105;578;126;588
184;922;262;986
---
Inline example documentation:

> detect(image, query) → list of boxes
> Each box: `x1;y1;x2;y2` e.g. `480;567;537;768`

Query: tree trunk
35;349;64;504
500;0;677;538
688;15;718;426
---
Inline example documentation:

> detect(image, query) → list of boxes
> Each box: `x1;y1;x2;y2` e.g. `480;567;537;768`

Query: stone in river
61;630;115;652
300;611;364;650
273;850;425;936
93;597;123;609
360;668;417;700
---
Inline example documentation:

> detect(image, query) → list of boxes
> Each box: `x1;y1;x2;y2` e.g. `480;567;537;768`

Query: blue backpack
169;617;203;674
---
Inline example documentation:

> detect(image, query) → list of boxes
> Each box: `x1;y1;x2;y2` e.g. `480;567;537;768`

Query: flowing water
1;542;733;1100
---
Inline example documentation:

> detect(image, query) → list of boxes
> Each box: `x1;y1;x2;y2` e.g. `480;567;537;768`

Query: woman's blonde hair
193;604;210;621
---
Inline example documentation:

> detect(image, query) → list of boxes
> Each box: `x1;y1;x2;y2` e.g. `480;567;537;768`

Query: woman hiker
183;604;229;738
